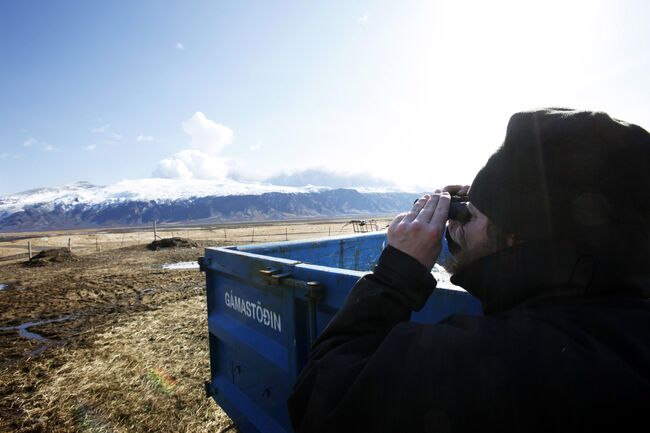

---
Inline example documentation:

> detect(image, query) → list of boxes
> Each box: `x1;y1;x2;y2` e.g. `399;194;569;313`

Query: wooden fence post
251;228;255;243
285;227;288;241
224;228;227;241
96;237;100;252
28;241;32;259
153;220;158;241
68;238;72;252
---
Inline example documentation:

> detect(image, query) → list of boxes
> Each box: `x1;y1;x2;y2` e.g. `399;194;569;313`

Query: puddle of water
0;284;7;291
0;315;75;356
161;261;199;270
20;326;50;342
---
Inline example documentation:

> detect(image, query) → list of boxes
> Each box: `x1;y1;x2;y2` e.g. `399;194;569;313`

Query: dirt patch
0;246;206;327
25;248;77;267
147;237;199;251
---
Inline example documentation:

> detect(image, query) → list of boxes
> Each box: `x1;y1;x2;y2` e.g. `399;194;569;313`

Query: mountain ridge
0;179;417;232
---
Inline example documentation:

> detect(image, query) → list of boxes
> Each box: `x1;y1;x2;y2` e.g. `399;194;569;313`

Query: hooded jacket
287;241;650;433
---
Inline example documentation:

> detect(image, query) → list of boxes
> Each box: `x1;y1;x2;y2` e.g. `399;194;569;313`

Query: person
287;108;650;433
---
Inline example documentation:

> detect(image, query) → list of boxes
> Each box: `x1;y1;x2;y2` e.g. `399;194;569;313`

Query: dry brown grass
40;296;230;432
3;296;232;433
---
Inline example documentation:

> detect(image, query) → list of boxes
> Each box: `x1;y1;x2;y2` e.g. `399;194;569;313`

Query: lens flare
147;366;178;395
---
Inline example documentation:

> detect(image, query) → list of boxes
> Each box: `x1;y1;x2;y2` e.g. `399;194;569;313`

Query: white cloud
266;168;395;188
153;149;228;181
44;144;60;152
359;12;369;26
137;134;155;142
0;152;9;159
111;133;123;140
153;112;233;180
92;124;110;133
84;144;97;151
250;140;262;151
176;42;185;50
23;137;37;147
182;111;233;154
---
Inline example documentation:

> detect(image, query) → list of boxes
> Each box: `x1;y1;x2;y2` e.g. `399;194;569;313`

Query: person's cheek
463;222;477;249
458;225;468;249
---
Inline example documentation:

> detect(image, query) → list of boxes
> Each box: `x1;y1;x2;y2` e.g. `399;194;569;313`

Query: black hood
468;108;650;253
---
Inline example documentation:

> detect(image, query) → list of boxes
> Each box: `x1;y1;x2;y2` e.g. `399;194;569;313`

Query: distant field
0;217;393;261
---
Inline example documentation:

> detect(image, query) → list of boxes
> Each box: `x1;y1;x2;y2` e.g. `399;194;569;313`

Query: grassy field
0;218;391;433
0;218;389;261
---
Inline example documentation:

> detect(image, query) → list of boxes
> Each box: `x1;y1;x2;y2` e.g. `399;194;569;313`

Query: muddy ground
0;219;391;433
0;241;233;433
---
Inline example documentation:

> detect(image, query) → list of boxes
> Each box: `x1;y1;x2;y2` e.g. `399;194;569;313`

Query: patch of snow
0;178;337;217
161;261;200;270
354;186;421;194
0;178;414;221
432;264;456;287
0;284;7;290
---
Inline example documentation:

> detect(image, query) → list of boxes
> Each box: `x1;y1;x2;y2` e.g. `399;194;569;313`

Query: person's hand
387;190;451;271
443;184;470;196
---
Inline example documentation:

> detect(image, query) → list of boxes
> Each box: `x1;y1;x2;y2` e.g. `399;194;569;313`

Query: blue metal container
201;232;482;433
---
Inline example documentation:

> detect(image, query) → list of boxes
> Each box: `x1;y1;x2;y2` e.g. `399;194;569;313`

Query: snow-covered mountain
0;179;417;231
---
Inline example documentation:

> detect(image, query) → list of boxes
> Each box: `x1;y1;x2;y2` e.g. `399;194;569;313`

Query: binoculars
449;196;471;223
413;195;471;223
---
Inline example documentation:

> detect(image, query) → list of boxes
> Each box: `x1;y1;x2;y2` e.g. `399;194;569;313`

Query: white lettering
255;302;263;322
245;301;252;317
223;291;282;333
272;312;282;332
263;309;270;326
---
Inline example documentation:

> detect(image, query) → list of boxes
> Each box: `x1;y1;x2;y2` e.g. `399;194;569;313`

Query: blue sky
1;0;650;196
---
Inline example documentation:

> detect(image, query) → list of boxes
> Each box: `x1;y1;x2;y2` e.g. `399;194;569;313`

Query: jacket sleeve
287;245;437;432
